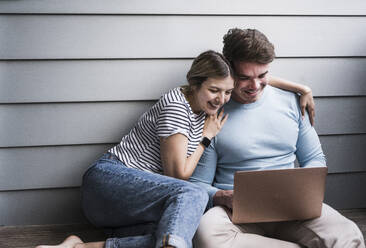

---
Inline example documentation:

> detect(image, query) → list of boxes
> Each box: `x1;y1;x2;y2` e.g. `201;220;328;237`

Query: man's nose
249;79;261;89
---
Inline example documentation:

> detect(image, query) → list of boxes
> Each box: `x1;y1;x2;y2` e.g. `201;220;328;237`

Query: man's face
232;61;270;104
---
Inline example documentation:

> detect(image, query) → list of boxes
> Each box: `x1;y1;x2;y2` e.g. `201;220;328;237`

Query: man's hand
213;190;233;209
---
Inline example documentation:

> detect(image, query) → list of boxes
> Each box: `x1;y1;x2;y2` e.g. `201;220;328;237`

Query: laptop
232;167;327;224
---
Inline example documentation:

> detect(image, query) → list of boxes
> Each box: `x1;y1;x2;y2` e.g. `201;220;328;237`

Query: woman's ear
233;79;239;87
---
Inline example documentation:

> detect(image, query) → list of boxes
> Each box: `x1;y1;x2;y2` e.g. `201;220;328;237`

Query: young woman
36;50;315;248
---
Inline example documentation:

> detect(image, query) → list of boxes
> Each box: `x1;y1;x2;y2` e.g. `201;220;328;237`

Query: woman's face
192;76;234;115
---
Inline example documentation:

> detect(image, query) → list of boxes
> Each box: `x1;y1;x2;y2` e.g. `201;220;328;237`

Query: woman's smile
208;101;220;110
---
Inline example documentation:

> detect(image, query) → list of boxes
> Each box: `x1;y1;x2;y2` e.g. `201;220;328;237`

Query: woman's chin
205;108;219;115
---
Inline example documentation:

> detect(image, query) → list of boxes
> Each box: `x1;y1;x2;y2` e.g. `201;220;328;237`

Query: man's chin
244;90;264;102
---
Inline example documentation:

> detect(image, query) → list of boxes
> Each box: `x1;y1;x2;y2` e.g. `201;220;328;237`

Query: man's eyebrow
259;71;269;77
236;71;268;79
236;73;249;78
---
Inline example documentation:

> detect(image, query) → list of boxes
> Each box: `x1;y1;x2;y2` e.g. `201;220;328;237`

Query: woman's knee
176;182;209;209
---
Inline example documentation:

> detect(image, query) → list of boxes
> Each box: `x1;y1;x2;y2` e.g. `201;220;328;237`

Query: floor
1;209;365;248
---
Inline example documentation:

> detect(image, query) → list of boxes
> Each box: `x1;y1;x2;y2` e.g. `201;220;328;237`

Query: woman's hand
299;88;315;126
202;109;229;139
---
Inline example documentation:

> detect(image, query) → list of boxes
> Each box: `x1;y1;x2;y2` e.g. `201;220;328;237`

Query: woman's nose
217;92;225;105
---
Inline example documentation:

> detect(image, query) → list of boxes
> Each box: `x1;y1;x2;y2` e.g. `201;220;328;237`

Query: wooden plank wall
0;0;365;225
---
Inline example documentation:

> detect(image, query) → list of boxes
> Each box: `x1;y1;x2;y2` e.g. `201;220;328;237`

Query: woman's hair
183;50;233;96
222;28;275;67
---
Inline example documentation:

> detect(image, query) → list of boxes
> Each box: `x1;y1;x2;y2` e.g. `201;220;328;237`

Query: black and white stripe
109;87;206;174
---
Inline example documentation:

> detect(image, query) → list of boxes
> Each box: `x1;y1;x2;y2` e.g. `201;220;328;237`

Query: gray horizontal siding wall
0;0;365;225
1;58;366;103
0;0;365;15
1;15;366;59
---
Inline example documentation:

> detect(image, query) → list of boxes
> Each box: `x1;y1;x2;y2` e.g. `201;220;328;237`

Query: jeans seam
162;234;170;247
157;192;185;248
94;162;186;196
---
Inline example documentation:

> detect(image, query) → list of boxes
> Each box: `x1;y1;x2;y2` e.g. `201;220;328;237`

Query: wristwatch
200;136;211;148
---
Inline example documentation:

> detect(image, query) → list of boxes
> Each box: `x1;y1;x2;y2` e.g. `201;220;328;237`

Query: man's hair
183;50;233;95
222;28;275;67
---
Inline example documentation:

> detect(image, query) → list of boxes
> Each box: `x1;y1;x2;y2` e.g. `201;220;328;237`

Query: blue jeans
81;153;208;248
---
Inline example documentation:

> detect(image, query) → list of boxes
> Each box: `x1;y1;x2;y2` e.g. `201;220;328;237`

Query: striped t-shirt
109;87;206;174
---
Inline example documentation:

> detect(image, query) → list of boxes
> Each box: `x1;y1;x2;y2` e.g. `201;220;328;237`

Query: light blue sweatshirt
189;86;326;208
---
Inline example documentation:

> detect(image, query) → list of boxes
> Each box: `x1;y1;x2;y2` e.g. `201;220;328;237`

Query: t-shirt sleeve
293;95;326;167
156;101;191;138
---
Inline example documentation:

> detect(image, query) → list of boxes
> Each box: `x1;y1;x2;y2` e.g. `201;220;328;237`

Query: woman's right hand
202;109;229;139
299;89;315;126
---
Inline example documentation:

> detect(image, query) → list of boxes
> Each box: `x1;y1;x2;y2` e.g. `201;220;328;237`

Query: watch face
201;137;211;148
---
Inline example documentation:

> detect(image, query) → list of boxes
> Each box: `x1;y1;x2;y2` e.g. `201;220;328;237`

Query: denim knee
179;182;209;209
158;182;208;248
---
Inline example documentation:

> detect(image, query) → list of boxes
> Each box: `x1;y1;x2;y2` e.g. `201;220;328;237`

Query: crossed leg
194;204;364;248
193;206;301;248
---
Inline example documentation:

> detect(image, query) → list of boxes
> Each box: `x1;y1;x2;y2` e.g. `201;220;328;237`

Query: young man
190;28;365;248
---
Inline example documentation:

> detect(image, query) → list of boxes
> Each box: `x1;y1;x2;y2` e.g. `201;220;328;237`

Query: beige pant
194;204;365;248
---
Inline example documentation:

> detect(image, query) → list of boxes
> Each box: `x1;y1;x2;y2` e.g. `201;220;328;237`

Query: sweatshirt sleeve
189;140;220;209
295;100;326;168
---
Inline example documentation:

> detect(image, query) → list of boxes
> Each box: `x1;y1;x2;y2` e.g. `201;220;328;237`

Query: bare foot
36;235;83;248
